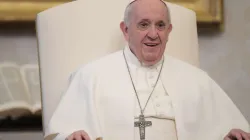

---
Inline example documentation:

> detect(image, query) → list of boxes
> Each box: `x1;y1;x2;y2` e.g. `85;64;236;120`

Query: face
120;0;172;66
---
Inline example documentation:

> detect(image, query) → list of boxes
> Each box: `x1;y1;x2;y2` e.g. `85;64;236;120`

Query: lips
144;43;160;47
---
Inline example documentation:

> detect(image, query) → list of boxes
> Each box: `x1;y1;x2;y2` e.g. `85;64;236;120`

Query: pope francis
46;0;250;140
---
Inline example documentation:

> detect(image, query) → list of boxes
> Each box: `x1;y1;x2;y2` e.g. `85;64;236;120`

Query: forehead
132;0;168;21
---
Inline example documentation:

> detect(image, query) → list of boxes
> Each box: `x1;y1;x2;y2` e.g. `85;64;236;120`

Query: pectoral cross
134;114;152;140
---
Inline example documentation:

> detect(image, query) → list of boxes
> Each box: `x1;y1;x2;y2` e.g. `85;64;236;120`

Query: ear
120;21;129;41
167;23;172;34
165;24;173;41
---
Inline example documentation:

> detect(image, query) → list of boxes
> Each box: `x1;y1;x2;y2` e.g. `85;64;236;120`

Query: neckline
123;46;164;69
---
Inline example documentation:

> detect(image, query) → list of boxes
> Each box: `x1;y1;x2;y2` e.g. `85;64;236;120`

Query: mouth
144;43;160;47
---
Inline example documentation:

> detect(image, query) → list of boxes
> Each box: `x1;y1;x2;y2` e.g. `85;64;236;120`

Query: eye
156;22;166;30
137;21;150;30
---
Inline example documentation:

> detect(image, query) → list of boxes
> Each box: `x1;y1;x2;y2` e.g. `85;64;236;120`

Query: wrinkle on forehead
128;0;167;7
128;0;168;12
124;0;171;26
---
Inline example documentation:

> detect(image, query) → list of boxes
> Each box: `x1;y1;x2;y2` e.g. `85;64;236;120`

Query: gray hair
123;0;172;27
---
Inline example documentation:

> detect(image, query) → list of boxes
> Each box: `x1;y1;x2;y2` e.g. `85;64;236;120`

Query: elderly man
46;0;250;140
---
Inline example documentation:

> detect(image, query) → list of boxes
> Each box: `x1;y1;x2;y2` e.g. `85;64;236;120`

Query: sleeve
44;69;102;140
206;73;250;138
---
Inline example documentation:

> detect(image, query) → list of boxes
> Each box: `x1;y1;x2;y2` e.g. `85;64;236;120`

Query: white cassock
45;46;250;140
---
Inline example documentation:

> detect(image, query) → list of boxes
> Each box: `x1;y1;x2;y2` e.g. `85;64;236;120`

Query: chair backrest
36;0;199;134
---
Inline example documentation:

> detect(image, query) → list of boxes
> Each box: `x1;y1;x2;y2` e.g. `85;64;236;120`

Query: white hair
123;0;172;27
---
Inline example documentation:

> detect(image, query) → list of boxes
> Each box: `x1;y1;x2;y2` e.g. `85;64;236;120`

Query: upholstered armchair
36;0;199;139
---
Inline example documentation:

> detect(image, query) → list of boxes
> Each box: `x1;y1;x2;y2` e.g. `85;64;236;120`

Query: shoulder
164;54;210;82
164;55;221;96
165;55;206;73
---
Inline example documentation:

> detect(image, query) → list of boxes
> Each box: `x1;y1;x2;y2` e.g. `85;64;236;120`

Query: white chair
36;0;199;139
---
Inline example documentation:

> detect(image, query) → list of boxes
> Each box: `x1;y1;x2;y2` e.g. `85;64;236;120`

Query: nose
147;26;158;40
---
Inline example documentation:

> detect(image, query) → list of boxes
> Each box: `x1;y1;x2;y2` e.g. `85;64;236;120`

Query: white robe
45;47;250;140
124;46;178;140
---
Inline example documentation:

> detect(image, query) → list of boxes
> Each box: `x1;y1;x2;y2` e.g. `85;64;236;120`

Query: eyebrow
156;20;166;23
138;19;166;23
138;19;151;22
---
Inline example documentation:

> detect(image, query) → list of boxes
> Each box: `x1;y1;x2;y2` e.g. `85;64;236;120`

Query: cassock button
149;75;154;79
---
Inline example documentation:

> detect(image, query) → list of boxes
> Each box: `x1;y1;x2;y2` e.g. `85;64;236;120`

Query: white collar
123;46;164;69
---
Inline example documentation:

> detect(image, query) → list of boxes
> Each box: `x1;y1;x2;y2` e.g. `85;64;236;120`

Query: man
46;0;250;140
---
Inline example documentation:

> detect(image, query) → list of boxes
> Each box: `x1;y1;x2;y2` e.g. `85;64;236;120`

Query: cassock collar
123;46;164;69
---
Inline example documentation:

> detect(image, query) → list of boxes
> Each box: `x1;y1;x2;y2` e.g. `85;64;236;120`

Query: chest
133;69;175;119
98;66;175;119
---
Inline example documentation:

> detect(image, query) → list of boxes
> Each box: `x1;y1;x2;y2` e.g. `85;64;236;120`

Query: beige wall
0;0;249;139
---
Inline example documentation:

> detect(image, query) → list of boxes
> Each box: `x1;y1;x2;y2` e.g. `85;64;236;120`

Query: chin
143;57;161;65
143;53;161;61
143;60;159;66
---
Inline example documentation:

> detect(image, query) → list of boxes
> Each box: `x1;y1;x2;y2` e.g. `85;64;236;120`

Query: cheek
160;32;169;40
135;31;148;42
159;33;170;47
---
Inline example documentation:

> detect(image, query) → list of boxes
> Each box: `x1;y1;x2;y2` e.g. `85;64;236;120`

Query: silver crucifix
134;114;152;140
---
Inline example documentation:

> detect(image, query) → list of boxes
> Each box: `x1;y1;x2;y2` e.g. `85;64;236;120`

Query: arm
206;73;250;139
44;68;102;140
